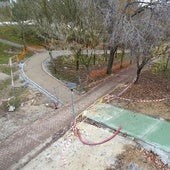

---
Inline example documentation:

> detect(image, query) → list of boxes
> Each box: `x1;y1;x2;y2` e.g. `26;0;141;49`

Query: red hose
75;126;122;146
53;102;58;109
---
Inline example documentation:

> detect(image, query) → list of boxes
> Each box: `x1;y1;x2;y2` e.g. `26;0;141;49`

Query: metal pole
71;89;75;120
9;58;14;95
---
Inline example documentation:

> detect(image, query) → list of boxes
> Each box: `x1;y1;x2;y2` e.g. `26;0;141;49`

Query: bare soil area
109;70;170;121
1;65;169;169
110;145;169;170
0;75;55;143
48;54;130;92
102;69;170;169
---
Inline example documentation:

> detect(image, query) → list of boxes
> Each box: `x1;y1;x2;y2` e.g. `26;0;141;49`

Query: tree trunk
103;44;108;62
93;54;96;65
106;46;118;74
115;49;118;58
134;57;149;83
76;55;79;70
104;49;108;62
135;66;142;84
164;55;170;71
76;48;81;70
21;29;27;50
120;46;125;68
130;49;133;64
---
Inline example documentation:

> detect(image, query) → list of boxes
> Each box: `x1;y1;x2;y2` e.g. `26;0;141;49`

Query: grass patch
0;74;18;91
0;25;43;45
8;87;26;109
0;25;22;44
1;86;27;111
151;60;170;77
0;65;18;75
0;42;21;64
0;42;34;64
0;73;26;110
0;25;43;64
0;78;11;91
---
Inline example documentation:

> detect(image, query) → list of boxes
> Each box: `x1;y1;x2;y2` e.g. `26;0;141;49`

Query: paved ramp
84;103;170;155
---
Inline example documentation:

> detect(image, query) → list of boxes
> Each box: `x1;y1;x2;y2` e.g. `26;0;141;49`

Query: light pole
66;82;76;120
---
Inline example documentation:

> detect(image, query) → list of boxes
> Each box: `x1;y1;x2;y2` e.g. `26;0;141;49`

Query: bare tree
97;0;170;81
7;0;169;83
0;1;11;21
96;0;138;74
50;0;103;71
127;1;170;82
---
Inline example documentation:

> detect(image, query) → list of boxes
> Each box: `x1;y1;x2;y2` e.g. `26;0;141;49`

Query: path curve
22;49;116;105
23;50;80;105
0;49;137;170
0;38;24;48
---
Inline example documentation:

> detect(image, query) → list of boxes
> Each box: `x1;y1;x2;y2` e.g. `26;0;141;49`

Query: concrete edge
19;57;63;106
139;140;170;165
84;109;170;166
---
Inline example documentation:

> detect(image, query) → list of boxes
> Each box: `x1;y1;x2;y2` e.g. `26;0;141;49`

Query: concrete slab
83;103;170;154
83;103;121;122
20;122;135;170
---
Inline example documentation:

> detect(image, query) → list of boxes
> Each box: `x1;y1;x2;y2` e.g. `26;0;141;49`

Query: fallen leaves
141;149;169;170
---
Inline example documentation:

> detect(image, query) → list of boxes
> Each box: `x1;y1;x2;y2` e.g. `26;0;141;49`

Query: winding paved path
23;50;79;105
0;49;137;170
0;39;24;48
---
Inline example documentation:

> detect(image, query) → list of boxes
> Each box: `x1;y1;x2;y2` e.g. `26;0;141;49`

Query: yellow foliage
11;48;27;63
98;98;104;103
152;44;169;56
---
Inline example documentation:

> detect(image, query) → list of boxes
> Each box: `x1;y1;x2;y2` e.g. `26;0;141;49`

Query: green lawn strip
0;42;21;64
0;76;26;110
0;25;22;44
0;65;18;75
0;25;43;46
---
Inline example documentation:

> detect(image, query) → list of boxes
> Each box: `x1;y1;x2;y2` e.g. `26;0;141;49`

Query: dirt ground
0;67;170;170
103;69;170;169
108;70;170;121
110;144;169;170
0;74;55;142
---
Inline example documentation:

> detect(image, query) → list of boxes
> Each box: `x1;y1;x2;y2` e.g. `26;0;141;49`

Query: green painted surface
107;111;160;138
84;103;123;122
85;103;170;152
143;121;170;152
